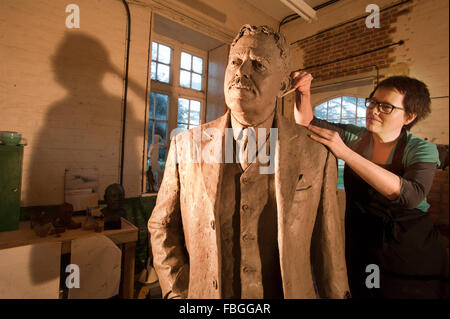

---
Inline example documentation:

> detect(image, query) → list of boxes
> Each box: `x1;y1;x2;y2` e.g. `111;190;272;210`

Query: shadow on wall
26;32;145;207
25;32;149;287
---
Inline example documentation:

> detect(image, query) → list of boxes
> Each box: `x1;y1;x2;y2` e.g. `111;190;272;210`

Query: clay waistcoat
218;140;283;299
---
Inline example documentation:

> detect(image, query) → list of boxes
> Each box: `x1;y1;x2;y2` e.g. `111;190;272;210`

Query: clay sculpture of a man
149;25;349;299
101;183;125;230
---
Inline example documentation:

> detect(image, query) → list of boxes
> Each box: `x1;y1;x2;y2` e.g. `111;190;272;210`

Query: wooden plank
0;217;138;251
120;242;136;299
0;242;61;298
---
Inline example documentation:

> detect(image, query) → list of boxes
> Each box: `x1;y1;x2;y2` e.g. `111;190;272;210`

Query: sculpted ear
278;76;290;97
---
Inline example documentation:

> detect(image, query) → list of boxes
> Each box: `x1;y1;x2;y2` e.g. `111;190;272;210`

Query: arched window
314;96;367;188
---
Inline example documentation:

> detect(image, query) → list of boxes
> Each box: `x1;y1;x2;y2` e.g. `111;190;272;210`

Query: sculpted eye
253;60;265;71
230;58;242;67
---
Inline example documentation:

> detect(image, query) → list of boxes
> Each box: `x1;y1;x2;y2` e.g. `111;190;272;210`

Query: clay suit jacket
148;110;350;299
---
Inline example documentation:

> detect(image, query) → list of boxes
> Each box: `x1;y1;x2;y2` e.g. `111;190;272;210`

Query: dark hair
369;76;431;130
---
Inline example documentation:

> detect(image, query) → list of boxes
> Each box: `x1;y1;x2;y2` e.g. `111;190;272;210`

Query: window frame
151;41;173;84
179;51;205;91
143;33;208;193
176;97;202;131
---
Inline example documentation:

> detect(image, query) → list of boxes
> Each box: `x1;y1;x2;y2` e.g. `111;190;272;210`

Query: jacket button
242;177;249;184
243;266;255;273
212;280;218;289
210;220;215;230
242;233;254;241
242;204;249;211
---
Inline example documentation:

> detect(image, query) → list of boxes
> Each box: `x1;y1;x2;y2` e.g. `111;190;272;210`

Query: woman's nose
367;104;380;116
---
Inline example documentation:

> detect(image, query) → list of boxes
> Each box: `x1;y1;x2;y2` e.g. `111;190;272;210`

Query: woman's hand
308;124;403;200
291;71;314;126
291;71;313;95
308;124;352;160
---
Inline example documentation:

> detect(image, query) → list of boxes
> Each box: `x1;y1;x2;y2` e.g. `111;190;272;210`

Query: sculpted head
224;25;291;123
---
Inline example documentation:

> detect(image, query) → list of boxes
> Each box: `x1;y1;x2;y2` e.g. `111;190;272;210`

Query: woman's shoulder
403;131;440;167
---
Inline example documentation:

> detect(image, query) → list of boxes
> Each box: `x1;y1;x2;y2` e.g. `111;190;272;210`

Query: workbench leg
120;242;136;299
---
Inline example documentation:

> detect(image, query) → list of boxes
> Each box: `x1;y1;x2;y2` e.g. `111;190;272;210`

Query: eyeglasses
365;98;404;114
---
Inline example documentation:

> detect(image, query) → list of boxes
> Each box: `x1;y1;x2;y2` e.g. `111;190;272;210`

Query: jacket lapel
273;113;303;290
199;110;230;212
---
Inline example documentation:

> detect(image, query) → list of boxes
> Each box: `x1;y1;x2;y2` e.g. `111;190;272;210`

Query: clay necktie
237;128;249;170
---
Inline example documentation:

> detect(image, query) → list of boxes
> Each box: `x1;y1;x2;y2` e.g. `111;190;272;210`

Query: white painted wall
0;0;277;206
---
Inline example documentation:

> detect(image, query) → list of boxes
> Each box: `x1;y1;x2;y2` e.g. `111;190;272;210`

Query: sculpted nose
236;59;251;78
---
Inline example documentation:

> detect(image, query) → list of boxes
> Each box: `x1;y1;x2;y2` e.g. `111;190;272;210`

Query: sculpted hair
104;183;125;199
231;24;291;93
369;76;431;130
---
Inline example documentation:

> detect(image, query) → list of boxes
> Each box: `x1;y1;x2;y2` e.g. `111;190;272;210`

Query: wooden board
0;216;138;254
0;242;61;298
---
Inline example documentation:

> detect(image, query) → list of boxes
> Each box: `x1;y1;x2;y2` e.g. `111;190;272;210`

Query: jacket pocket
295;175;312;191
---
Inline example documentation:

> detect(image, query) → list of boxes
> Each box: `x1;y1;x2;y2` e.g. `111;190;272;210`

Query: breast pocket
295;174;312;191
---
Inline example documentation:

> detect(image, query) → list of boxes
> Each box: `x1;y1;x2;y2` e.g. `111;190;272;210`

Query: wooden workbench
0;216;138;299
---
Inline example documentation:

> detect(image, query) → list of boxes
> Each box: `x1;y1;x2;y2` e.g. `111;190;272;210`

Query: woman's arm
308;124;402;200
291;71;314;126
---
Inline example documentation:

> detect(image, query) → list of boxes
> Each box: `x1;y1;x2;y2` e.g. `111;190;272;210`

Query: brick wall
283;0;449;144
295;2;410;82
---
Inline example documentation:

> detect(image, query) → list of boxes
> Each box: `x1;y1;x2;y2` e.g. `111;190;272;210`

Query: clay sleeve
148;139;189;299
310;150;351;298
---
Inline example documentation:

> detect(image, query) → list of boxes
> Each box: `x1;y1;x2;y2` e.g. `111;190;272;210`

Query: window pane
155;121;167;140
151;62;157;80
155;93;168;120
190;100;201;124
181;52;192;70
328;98;341;119
151;42;158;61
158;148;167;163
158;44;171;64
357;118;366;127
191;73;202;91
192;56;203;74
178;98;189;123
180;70;191;88
149;92;155;118
157;63;170;83
357;98;366;117
314;102;327;119
342;96;356;118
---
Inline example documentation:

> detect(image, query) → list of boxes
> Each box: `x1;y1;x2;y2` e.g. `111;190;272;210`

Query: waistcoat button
242;204;249;211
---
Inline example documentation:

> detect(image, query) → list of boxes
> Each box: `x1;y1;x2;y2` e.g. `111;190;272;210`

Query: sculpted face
224;33;285;123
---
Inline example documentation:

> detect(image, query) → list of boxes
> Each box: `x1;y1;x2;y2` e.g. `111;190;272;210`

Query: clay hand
291;71;313;96
308;124;351;160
